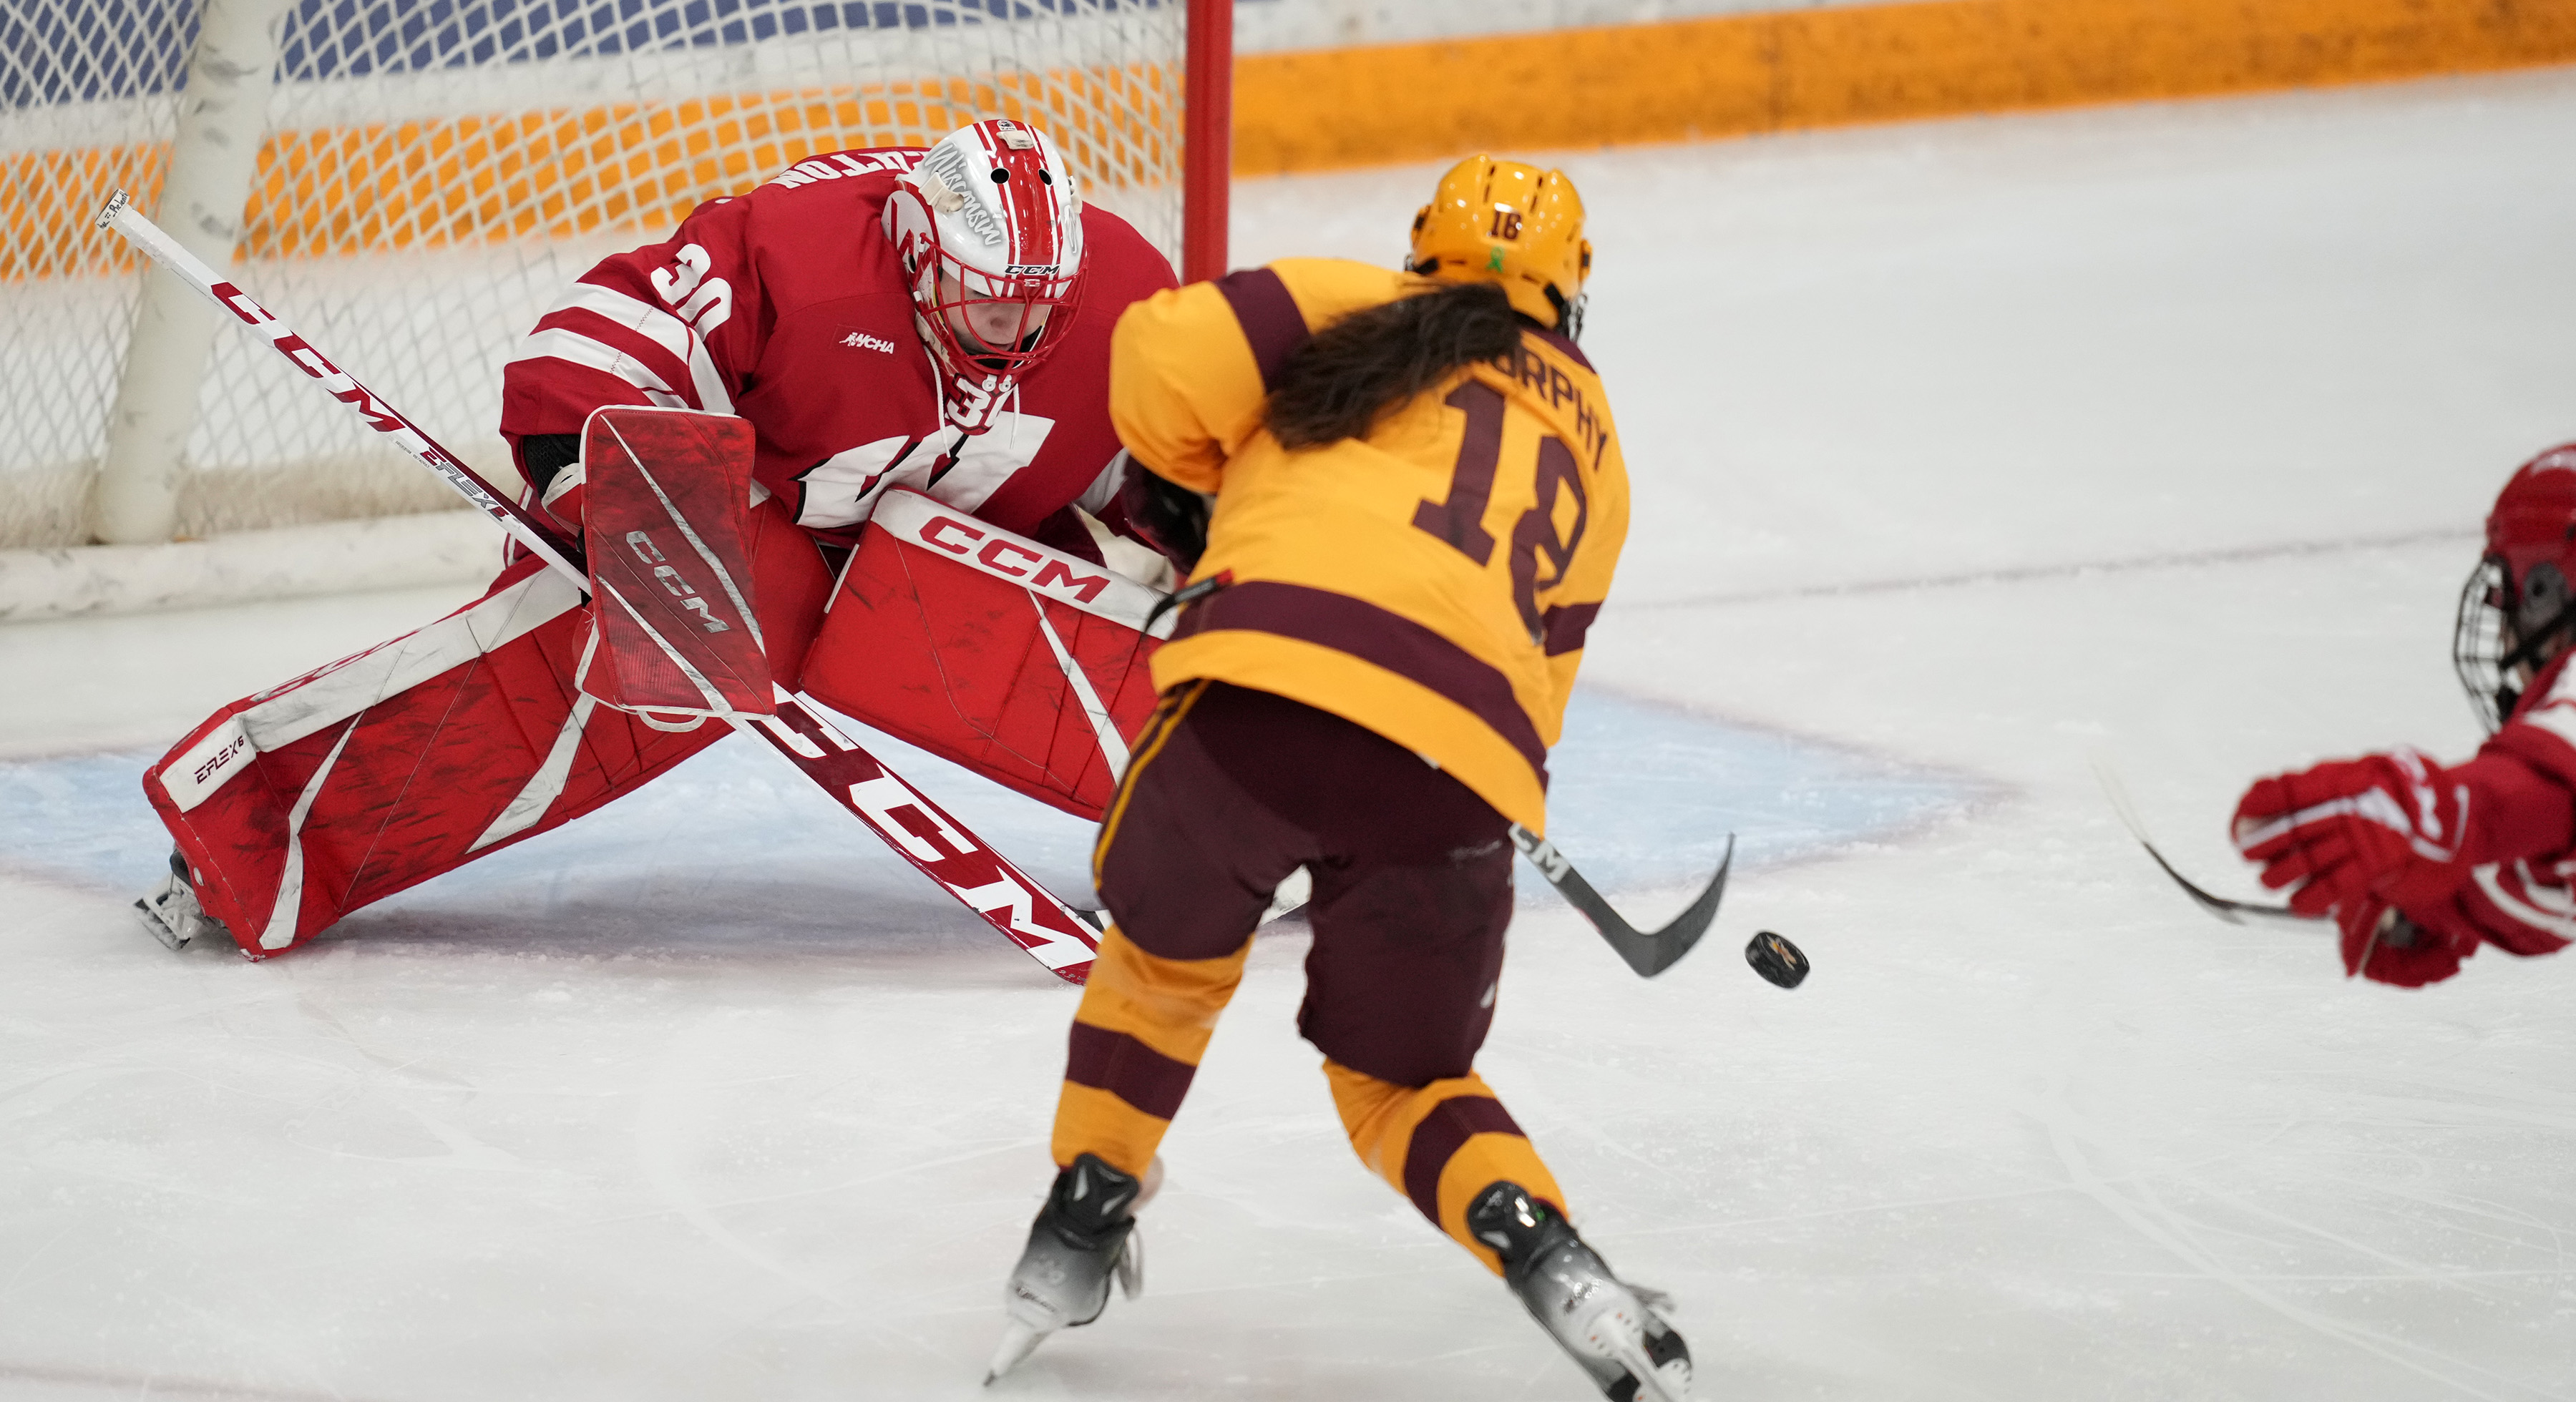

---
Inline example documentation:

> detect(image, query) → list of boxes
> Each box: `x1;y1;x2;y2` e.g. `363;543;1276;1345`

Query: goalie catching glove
2233;749;2575;985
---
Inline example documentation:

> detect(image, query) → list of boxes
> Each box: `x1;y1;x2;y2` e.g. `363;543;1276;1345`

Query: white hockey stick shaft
94;190;587;587
95;190;1103;984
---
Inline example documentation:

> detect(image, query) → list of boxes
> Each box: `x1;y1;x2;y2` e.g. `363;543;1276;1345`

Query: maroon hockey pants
1096;680;1516;1087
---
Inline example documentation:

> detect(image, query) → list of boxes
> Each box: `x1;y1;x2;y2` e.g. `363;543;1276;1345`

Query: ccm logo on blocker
625;530;731;634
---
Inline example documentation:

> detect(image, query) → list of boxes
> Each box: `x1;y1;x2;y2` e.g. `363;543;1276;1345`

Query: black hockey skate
1469;1182;1693;1402
985;1152;1156;1384
133;848;234;953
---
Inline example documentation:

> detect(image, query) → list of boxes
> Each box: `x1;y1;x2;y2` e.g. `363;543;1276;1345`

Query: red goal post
0;0;1231;613
1181;0;1231;285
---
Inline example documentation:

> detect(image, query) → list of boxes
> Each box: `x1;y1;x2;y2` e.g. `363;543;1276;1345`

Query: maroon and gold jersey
1109;258;1631;834
499;145;1178;550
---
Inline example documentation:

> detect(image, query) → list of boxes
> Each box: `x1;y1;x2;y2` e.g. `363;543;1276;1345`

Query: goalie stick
1510;825;1734;978
97;190;1105;984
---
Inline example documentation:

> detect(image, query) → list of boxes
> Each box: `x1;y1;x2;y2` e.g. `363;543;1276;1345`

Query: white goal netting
2;0;1191;552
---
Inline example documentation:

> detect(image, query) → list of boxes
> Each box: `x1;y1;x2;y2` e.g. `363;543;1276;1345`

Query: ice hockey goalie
133;118;1178;958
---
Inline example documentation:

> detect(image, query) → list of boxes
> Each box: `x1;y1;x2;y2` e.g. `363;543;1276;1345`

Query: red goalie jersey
500;140;1176;556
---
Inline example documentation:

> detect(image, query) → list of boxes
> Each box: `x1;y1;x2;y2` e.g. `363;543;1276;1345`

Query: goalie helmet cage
0;0;1231;561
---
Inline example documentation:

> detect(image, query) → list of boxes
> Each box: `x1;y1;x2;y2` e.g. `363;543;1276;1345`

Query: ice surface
6;69;2576;1400
0;691;1968;931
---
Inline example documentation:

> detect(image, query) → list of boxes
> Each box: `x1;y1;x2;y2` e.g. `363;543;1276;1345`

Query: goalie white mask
884;118;1086;434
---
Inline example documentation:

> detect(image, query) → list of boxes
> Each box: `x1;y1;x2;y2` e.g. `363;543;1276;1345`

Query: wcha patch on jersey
839;330;898;354
0;690;1972;947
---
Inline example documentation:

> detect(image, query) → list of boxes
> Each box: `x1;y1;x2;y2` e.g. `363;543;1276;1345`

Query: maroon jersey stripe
1065;1019;1198;1120
1214;268;1310;391
1172;580;1551;783
1526;323;1591;371
1541;602;1599;657
1400;1094;1525;1222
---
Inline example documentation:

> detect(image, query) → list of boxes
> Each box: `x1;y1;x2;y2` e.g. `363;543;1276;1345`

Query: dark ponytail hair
1264;281;1521;450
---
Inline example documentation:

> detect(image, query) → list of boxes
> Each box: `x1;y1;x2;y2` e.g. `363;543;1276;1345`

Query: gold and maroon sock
1325;1059;1566;1273
1048;926;1250;1177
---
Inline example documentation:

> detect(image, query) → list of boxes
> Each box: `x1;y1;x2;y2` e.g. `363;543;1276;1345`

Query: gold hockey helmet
1408;155;1591;335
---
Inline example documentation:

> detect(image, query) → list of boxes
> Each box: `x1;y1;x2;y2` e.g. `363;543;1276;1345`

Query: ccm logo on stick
849;775;975;863
917;515;1111;603
625;530;731;634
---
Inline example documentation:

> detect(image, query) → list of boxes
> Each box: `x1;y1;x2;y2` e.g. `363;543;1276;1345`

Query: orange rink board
1236;0;2576;172
10;0;2575;280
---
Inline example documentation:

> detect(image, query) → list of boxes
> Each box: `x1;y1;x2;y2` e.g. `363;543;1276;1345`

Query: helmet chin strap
1544;285;1585;341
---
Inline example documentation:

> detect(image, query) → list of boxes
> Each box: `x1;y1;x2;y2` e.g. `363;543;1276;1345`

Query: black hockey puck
1745;931;1809;989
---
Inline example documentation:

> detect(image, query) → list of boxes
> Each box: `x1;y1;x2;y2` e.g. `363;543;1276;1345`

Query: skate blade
1113;1228;1143;1300
133;896;190;951
1609;1338;1692;1402
983;1320;1047;1386
1579;1302;1691;1402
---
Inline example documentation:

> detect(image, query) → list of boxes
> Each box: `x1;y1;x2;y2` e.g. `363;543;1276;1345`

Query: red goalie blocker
580;406;774;716
804;489;1169;820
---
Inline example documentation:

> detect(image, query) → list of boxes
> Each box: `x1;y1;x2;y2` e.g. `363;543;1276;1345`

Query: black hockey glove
1118;452;1213;572
518;433;582;499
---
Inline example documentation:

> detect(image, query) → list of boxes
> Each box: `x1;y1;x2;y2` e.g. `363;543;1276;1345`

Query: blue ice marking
0;690;1973;925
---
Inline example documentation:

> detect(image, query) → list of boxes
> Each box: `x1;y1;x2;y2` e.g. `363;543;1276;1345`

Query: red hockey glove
2328;900;2476;987
2233;750;2472;911
2235;749;2576;984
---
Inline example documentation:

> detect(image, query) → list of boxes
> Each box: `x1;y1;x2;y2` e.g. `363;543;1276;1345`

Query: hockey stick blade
2132;833;2318;929
2092;759;2454;964
2092;759;2312;928
1511;827;1732;978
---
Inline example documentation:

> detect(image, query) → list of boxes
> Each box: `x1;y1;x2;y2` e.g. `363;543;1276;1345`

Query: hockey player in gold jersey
988;157;1689;1401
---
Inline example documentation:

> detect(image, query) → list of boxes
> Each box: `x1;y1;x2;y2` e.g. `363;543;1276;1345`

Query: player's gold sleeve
1108;260;1427;494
